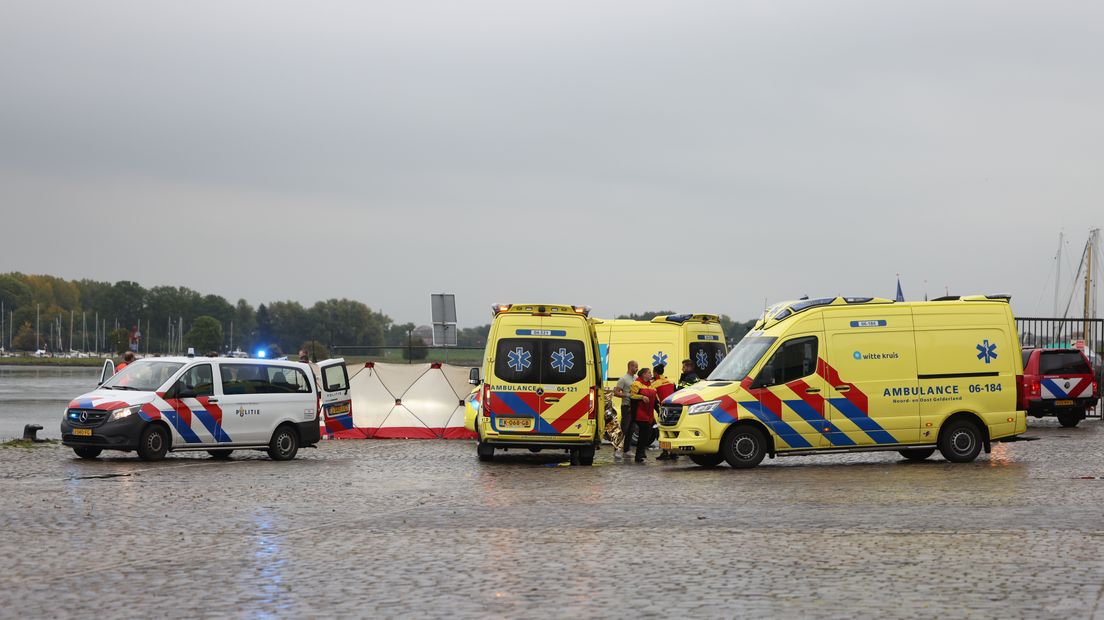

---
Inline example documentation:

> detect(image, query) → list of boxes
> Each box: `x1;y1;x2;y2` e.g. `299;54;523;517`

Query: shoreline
0;357;107;368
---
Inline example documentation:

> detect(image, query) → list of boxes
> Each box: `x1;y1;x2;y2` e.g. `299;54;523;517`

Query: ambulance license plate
659;441;671;450
73;428;92;437
498;417;532;430
1055;399;1075;406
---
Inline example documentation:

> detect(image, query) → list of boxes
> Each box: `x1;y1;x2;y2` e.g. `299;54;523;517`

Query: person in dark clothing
630;368;655;462
678;358;701;390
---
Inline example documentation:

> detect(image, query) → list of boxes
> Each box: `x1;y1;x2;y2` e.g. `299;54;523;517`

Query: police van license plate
328;402;351;417
73;428;92;436
1055;399;1075;406
498;417;532;430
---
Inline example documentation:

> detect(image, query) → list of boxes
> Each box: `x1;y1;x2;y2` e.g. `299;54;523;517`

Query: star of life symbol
695;349;709;369
652;351;668;368
508;347;532;372
976;340;998;364
550;347;574;373
715;350;726;366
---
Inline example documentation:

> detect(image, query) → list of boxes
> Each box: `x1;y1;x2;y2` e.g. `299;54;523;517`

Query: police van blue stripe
192;409;232;443
161;409;202;444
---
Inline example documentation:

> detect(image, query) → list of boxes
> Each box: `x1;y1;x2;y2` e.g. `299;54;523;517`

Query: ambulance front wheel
688;453;724;468
720;425;767;469
938;418;983;463
137;425;170;461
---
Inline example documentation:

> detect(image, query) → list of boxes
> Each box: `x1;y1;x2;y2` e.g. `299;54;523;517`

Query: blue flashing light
256;349;267;359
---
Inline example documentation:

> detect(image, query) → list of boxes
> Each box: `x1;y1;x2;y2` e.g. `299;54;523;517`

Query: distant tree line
614;310;757;343
0;273;414;355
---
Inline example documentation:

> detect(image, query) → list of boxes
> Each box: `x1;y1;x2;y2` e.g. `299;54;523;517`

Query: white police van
61;356;351;461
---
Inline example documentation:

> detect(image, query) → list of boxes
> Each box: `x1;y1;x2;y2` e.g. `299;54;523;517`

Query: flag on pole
895;277;905;302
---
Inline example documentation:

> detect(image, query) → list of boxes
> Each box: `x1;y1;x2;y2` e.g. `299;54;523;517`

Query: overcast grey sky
1;0;1101;326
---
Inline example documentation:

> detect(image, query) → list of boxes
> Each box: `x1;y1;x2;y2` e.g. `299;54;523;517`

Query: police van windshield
494;338;588;385
101;360;185;391
708;336;776;381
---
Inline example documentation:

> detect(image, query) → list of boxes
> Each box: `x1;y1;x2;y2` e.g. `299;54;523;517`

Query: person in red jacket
651;364;678;461
630;368;656;462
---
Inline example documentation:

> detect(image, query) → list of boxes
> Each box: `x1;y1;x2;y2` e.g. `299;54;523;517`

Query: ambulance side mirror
469;367;482;385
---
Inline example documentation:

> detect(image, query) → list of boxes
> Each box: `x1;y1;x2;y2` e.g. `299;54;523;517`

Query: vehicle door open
318;358;353;436
99;359;115;385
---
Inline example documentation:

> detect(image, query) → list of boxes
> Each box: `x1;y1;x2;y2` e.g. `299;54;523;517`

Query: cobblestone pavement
2;419;1104;619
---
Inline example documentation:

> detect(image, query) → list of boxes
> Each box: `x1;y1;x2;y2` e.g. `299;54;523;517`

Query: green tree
402;335;428;360
615;310;678;321
184;316;224;354
300;340;330;362
385;322;416;346
255;303;273;347
0;274;31;311
109;327;131;356
457;324;490;347
233;299;256;351
12;322;36;351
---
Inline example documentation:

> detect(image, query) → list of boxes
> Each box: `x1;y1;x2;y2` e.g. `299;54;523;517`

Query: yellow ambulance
465;304;605;465
595;314;728;394
658;296;1027;468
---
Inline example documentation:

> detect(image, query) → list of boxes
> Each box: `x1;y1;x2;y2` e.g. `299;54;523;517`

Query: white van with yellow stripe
659;296;1028;468
465;304;605;464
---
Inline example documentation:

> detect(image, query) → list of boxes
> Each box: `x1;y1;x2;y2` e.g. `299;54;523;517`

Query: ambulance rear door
533;314;594;437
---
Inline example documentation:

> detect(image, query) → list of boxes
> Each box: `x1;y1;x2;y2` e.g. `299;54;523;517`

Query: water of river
0;366;100;440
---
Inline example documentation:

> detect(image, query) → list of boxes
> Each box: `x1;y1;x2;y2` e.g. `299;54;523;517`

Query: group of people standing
606;358;702;461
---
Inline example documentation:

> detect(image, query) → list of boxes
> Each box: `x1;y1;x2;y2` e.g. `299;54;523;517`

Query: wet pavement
2;418;1103;618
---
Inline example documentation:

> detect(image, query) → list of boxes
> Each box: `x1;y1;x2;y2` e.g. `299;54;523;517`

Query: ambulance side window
755;337;818;388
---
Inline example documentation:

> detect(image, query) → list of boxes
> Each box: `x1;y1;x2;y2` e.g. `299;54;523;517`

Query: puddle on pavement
72;472;135;480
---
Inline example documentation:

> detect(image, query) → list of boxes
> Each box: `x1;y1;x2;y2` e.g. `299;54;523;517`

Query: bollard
22;424;43;442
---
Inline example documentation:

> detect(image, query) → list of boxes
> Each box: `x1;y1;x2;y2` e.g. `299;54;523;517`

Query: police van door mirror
469;367;482;385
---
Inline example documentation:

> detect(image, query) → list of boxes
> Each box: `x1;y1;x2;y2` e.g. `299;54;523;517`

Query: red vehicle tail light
587;388;596;419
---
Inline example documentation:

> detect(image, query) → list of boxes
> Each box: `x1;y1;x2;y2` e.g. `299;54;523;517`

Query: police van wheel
688;453;725;468
577;446;595;466
721;425;767;469
267;425;299;461
938;419;982;463
477;441;494;462
1057;412;1081;428
207;450;234;460
898;448;936;461
137;425;170;461
73;447;102;460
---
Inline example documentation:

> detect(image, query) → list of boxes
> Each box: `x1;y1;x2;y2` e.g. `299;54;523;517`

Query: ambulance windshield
708;336;776;381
